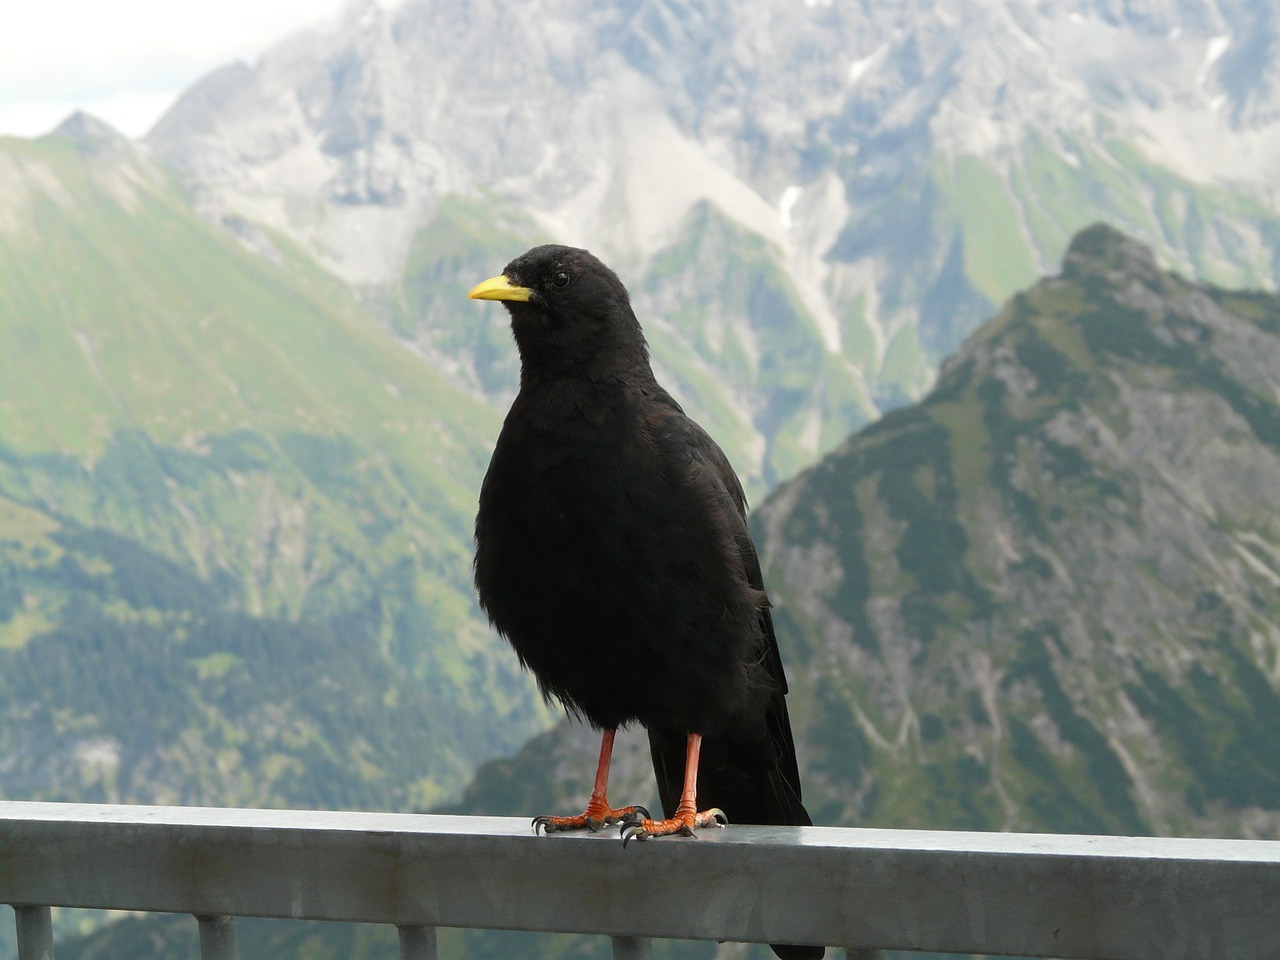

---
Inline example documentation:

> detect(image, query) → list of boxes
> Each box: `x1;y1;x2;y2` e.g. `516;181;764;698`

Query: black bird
469;245;822;960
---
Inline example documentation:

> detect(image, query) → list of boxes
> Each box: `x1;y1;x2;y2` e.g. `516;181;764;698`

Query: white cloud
0;0;361;137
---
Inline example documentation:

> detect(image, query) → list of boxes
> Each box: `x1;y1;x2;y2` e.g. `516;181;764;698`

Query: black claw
618;806;649;825
680;823;697;838
620;823;649;848
585;816;604;832
535;814;565;839
708;808;729;827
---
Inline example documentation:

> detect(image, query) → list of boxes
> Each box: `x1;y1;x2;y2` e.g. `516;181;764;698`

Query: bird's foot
533;800;649;835
620;806;728;846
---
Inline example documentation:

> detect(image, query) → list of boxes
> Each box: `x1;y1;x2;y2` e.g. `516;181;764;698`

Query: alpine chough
469;245;822;960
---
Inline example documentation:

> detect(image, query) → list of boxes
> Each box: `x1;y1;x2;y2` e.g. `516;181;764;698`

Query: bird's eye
549;269;571;290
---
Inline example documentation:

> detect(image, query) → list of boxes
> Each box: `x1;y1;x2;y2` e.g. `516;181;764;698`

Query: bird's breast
477;394;701;624
473;385;763;732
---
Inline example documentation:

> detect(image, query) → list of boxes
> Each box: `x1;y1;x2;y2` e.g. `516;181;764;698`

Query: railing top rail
4;800;1277;860
3;801;1279;959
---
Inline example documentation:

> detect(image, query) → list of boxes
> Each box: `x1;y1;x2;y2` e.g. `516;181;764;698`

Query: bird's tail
648;728;824;960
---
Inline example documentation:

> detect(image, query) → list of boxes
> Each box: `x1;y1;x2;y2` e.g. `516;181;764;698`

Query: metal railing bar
196;914;237;960
14;905;53;960
610;935;652;960
397;924;438;960
3;802;1280;960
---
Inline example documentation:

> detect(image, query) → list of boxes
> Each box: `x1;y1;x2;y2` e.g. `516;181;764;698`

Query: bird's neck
517;349;656;389
514;315;655;387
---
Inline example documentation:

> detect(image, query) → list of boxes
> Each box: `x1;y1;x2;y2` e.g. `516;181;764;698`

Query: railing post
14;905;54;960
611;935;652;960
196;915;237;960
397;924;438;960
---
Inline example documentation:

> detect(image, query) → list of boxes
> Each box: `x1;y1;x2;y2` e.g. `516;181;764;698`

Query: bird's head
468;244;649;380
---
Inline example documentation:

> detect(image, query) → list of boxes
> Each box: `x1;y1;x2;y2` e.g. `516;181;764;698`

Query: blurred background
3;0;1280;957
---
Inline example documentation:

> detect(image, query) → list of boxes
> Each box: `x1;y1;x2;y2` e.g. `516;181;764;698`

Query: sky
0;0;362;139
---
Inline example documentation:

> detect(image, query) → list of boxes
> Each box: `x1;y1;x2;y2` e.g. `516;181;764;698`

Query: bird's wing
642;387;808;822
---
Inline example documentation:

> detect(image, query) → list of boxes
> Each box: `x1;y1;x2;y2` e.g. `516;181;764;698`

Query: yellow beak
468;275;534;302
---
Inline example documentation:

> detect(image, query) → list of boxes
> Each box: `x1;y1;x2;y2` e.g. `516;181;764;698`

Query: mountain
142;0;1280;488
760;222;1280;838
0;116;549;811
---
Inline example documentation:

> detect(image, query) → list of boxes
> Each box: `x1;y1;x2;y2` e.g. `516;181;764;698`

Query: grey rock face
144;0;1280;488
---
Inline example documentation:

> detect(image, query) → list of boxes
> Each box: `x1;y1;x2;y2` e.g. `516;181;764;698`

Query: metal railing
2;801;1278;959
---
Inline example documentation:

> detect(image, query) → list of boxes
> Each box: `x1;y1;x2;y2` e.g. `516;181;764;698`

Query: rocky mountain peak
52;111;135;161
54;110;123;142
144;0;1280;276
1061;222;1162;287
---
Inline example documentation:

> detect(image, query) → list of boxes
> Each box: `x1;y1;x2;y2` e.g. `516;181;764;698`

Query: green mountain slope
394;192;543;402
835;134;1280;365
760;223;1280;837
0;116;548;810
640;201;878;489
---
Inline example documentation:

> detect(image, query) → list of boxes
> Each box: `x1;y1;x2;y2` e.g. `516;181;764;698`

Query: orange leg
533;728;649;834
621;732;728;845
